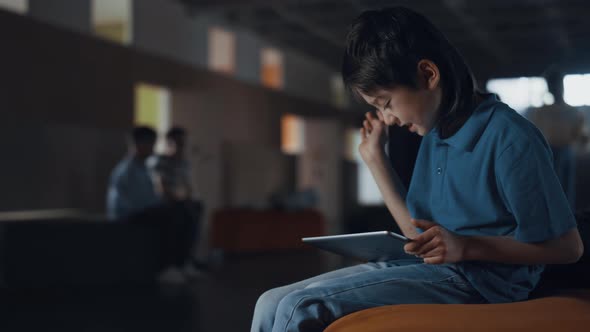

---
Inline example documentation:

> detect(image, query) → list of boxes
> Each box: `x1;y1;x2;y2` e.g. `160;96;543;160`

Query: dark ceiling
177;0;590;82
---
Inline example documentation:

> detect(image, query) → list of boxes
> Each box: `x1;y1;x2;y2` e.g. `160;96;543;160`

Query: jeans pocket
430;265;475;291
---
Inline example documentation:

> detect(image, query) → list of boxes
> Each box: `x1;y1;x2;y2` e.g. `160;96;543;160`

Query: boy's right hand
359;111;388;163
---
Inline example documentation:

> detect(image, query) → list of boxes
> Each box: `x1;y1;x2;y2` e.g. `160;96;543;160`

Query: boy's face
357;60;442;137
358;85;440;137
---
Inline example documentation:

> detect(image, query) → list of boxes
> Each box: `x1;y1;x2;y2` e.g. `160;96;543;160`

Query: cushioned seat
325;290;590;332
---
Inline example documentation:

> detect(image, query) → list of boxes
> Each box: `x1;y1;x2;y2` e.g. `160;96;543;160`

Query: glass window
281;114;304;155
0;0;28;14
208;26;236;75
564;74;590;107
345;129;383;205
261;47;284;90
134;83;171;154
92;0;133;45
486;77;550;113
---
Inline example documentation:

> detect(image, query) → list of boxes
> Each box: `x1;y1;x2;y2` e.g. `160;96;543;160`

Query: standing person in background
148;126;206;279
149;127;193;202
526;69;587;209
106;126;159;220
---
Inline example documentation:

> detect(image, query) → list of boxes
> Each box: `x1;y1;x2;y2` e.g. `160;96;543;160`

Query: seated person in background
147;126;205;279
148;127;193;201
525;68;587;209
106;126;159;220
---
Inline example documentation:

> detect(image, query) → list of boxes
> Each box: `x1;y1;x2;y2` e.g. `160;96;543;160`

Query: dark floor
0;251;348;332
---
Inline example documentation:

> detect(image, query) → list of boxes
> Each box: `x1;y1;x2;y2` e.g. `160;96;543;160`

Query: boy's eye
384;99;391;109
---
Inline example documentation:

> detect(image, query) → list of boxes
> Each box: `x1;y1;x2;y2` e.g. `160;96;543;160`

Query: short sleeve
496;141;577;243
106;167;131;220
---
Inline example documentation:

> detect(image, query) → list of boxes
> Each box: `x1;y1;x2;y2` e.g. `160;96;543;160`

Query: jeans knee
305;280;329;289
255;286;288;313
276;290;314;315
274;290;331;332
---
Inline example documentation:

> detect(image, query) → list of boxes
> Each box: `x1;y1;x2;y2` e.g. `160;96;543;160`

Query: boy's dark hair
130;126;157;144
342;7;477;138
166;126;187;140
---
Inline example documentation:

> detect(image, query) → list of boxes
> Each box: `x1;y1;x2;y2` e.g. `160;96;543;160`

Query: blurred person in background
525;68;587;209
149;127;194;201
148;126;206;280
106;126;159;220
107;126;204;283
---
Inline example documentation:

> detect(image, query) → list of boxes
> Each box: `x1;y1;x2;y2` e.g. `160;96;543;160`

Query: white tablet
302;231;413;262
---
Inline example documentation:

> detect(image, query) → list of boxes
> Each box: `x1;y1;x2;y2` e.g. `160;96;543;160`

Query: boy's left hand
404;219;467;264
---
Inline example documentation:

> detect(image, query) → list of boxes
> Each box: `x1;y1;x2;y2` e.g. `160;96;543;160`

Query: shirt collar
433;94;499;151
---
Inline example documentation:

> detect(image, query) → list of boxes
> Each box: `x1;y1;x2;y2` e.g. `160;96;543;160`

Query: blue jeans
251;259;486;332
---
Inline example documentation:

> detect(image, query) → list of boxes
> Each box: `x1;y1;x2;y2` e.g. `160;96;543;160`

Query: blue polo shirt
107;157;160;220
406;94;577;303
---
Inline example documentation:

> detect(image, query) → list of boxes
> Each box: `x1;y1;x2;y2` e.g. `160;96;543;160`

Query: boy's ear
417;59;440;90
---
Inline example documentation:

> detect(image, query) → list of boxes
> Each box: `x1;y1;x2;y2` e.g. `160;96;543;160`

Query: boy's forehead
357;88;390;99
359;88;393;103
369;87;395;97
